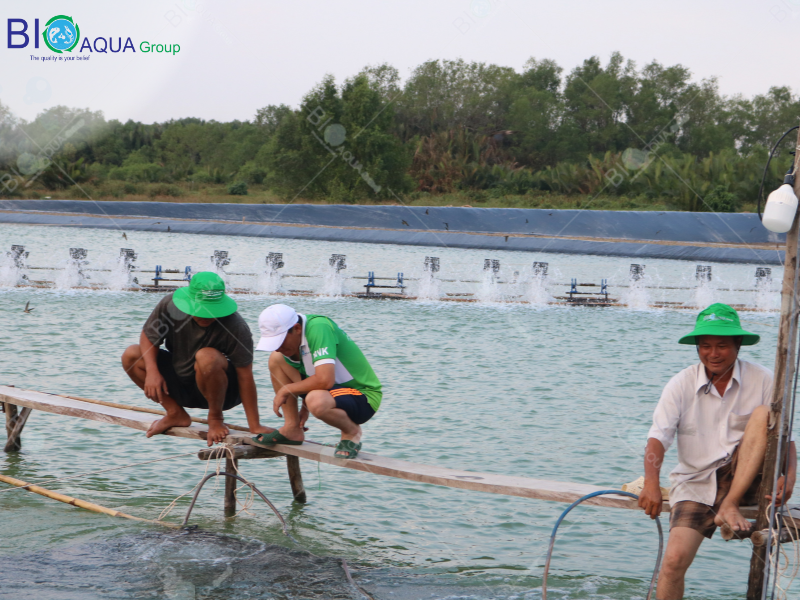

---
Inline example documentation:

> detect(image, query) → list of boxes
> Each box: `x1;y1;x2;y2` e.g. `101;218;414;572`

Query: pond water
0;223;792;600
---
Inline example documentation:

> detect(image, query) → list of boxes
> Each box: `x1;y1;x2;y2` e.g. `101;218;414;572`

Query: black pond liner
0;200;786;265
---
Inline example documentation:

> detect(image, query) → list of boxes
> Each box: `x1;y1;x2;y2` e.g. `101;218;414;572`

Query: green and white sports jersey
283;314;382;410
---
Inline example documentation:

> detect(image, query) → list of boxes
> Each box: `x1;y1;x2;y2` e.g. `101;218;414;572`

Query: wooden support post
224;456;238;517
287;455;307;503
4;404;32;452
747;126;800;600
4;402;18;438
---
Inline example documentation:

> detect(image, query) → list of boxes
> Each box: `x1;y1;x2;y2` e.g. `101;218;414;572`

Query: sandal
334;440;362;459
248;431;303;447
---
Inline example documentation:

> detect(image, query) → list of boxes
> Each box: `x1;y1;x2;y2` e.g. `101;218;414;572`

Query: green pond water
0;223;793;600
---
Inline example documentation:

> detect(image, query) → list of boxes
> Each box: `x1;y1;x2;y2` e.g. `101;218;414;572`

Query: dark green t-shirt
143;294;253;379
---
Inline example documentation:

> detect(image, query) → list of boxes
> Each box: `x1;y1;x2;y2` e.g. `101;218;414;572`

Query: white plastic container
762;184;799;233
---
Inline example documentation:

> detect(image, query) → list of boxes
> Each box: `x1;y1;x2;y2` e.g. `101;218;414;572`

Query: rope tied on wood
766;506;800;599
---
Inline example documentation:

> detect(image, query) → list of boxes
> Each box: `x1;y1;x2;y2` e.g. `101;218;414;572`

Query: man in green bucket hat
638;303;796;600
121;271;272;446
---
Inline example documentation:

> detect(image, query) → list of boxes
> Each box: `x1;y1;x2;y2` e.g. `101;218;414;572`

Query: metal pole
747;125;800;599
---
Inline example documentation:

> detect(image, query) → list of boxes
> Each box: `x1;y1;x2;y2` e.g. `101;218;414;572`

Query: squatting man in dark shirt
121;272;272;445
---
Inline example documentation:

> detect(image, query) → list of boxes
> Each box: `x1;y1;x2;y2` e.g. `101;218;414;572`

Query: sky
2;0;799;124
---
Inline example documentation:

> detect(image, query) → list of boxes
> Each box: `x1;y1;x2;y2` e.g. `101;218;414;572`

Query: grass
5;181;759;213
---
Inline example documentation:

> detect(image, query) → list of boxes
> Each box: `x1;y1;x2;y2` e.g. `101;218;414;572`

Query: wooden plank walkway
0;385;666;511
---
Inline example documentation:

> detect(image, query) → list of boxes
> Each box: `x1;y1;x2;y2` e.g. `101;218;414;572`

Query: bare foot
146;411;191;438
714;500;751;531
206;420;230;447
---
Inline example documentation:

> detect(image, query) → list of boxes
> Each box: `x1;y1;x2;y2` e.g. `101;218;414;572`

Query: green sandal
334;440;362;459
248;431;303;447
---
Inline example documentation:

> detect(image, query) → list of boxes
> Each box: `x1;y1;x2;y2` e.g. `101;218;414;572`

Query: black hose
542;490;663;600
758;125;799;221
182;471;288;535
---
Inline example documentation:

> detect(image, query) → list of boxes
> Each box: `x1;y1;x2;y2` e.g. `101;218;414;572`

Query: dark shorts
330;386;375;425
157;349;241;411
669;445;762;539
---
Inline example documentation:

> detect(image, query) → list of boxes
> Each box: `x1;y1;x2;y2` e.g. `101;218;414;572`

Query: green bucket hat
678;303;759;346
172;271;238;319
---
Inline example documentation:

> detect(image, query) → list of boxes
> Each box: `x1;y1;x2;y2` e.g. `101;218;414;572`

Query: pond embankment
0;200;785;264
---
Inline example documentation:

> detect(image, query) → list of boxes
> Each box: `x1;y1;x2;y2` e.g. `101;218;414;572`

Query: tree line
1;52;798;210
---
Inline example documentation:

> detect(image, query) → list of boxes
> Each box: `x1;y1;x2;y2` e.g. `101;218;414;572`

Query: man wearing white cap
251;304;382;459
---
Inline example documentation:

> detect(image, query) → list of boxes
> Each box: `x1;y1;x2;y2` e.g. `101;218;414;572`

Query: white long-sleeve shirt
647;359;774;506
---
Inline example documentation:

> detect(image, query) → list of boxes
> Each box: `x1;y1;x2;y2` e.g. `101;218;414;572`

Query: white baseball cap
256;304;299;352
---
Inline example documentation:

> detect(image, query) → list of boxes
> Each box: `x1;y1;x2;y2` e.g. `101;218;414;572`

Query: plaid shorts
670;445;762;539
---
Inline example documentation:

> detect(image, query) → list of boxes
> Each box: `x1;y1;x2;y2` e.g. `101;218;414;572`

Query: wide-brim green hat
173;271;238;319
679;302;759;345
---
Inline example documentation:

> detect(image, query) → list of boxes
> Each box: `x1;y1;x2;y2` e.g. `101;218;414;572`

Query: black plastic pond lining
0;200;786;265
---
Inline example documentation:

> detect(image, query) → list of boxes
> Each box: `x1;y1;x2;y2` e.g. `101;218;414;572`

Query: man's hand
767;475;795;506
638;480;664;519
273;386;295;418
144;369;169;403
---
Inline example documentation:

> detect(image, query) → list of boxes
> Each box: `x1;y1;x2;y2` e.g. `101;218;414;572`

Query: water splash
475;258;502;303
256;253;285;295
524;262;553;306
417;257;441;301
691;283;715;308
54;256;89;290
476;272;502;303
320;268;346;297
320;254;347;297
623;264;650;310
416;273;440;300
105;250;139;291
0;248;29;287
754;268;777;311
688;265;715;308
208;250;231;286
256;270;283;295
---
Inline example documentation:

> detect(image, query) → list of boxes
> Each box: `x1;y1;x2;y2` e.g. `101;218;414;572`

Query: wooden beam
4;406;32;452
0;387;213;442
748;126;800;600
59;393;252;432
287;455;307;503
0;386;668;511
724;523;795;547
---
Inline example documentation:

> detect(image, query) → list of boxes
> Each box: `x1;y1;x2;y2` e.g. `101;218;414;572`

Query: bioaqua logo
703;313;733;322
6;16;179;56
42;15;79;53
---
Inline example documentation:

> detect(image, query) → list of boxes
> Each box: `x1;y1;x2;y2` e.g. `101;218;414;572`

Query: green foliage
264;72;411;201
148;183;183;197
109;162;165;183
1;53;798;211
704;185;738;213
236;161;266;184
227;181;248;195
